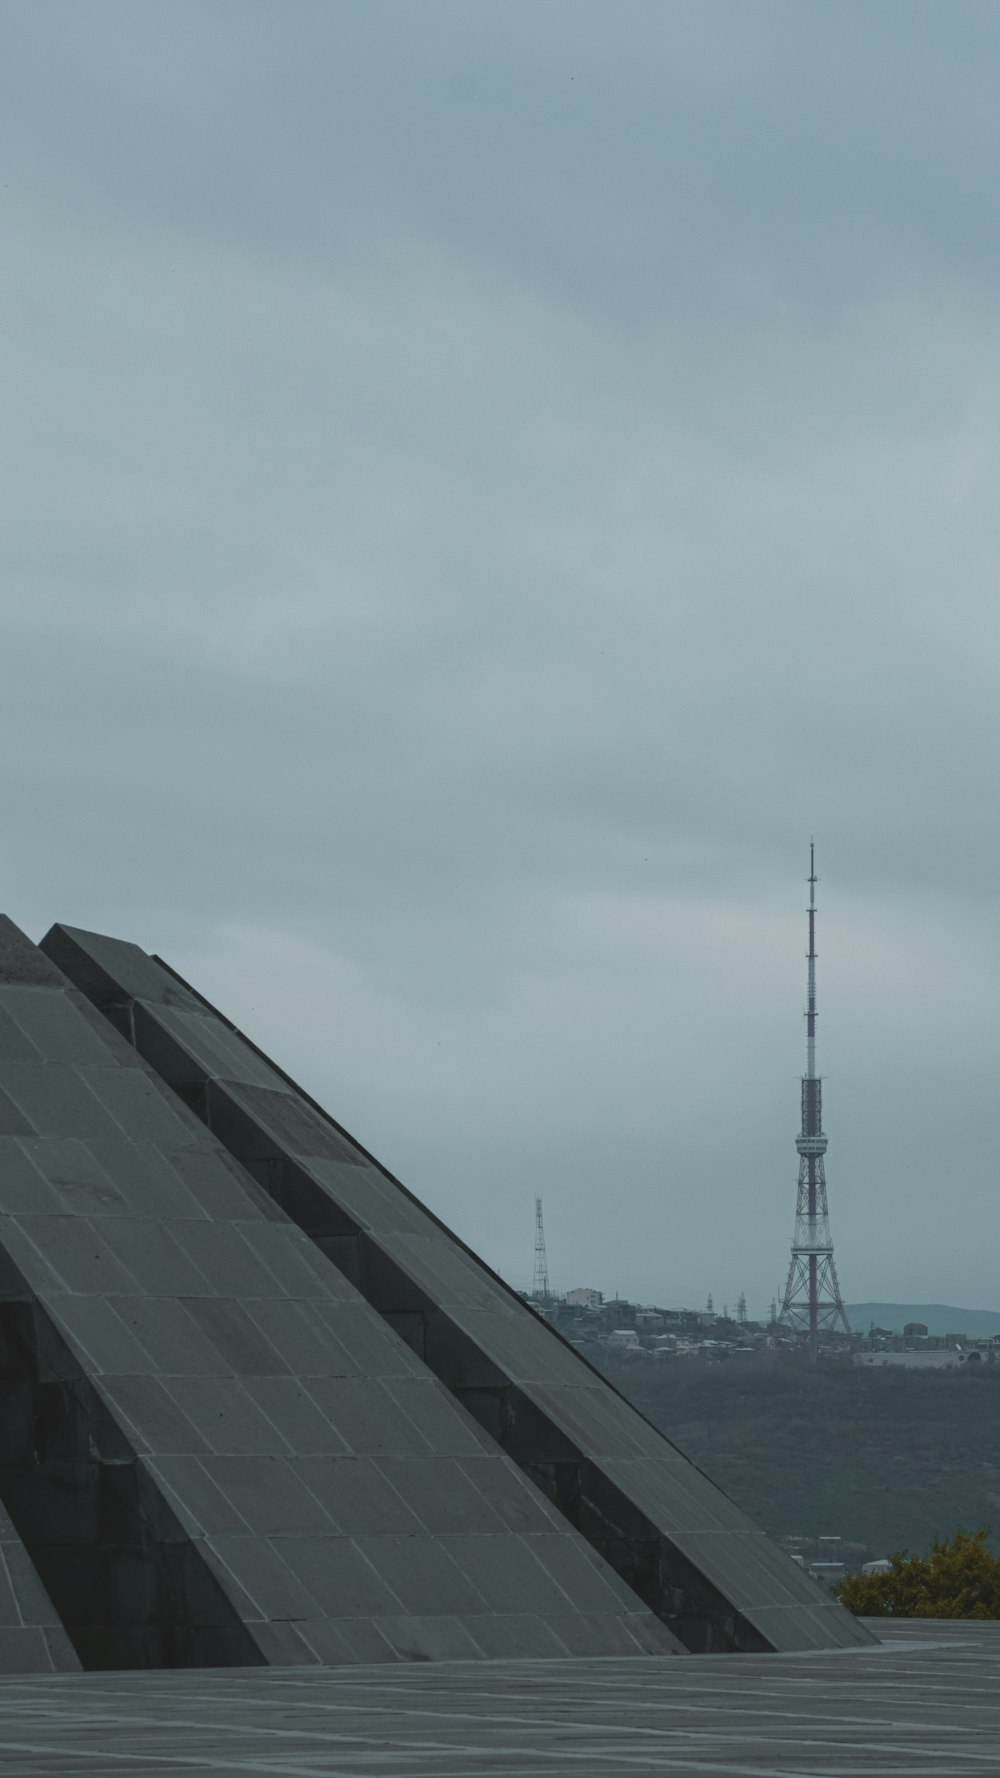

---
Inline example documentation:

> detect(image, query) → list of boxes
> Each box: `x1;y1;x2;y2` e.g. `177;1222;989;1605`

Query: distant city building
604;1299;639;1328
541;1270;984;1382
859;1349;961;1370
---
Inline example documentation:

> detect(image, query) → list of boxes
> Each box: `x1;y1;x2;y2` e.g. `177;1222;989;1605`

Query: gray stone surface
0;1506;79;1675
0;1620;995;1775
0;916;679;1669
44;923;872;1656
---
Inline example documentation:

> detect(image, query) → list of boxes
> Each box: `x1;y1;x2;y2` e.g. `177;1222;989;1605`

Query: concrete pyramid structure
0;916;872;1669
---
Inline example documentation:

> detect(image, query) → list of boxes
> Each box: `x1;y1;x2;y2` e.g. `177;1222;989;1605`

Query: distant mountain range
846;1303;1000;1337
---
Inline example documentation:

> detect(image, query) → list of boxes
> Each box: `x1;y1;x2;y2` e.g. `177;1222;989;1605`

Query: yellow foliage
835;1529;1000;1618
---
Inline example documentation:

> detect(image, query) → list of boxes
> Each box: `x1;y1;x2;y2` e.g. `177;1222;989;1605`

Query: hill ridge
846;1302;1000;1337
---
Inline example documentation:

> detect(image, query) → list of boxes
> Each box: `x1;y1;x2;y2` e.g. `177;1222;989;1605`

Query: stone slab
0;1621;994;1776
0;1504;80;1674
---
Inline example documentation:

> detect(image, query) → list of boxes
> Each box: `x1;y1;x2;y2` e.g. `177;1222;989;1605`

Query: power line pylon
779;844;852;1360
532;1195;551;1302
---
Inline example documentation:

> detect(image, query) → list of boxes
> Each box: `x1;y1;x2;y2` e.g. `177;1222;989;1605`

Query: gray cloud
2;1;999;1311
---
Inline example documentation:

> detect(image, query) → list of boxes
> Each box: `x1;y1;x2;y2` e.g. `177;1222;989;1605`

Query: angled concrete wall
44;923;874;1656
0;919;679;1669
0;1506;80;1674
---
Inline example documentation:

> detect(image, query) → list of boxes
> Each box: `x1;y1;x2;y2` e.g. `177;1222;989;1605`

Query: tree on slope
836;1529;1000;1618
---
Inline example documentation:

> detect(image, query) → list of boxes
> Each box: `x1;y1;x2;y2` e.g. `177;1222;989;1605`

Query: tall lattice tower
532;1195;551;1302
779;845;851;1360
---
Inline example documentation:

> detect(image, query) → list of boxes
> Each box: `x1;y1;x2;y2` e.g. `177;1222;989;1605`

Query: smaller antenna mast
532;1196;551;1302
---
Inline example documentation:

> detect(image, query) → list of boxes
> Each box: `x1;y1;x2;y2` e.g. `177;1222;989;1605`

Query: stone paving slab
0;1621;996;1777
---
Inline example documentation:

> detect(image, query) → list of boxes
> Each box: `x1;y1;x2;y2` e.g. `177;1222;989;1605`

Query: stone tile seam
0;1545;30;1630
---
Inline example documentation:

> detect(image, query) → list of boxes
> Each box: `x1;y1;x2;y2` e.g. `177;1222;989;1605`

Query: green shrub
836;1529;1000;1618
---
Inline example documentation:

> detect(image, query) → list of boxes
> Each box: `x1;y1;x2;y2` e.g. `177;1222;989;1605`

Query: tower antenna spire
778;845;851;1359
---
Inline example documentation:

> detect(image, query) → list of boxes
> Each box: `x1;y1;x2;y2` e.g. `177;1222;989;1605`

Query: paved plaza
0;1620;996;1777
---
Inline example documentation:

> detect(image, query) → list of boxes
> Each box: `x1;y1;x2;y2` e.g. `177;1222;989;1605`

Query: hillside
846;1303;1000;1338
599;1353;1000;1559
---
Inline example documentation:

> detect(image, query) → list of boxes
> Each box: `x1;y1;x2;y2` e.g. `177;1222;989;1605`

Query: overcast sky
3;1;999;1316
